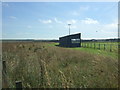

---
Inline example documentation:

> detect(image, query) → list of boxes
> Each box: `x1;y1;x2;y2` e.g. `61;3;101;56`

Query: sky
2;2;118;39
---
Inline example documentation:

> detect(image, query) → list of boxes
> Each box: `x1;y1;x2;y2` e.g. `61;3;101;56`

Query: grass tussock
2;42;118;88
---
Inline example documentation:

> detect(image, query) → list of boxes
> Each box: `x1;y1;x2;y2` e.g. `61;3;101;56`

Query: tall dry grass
2;42;118;88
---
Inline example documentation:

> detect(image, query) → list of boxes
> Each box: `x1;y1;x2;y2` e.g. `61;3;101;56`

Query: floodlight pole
68;24;71;35
118;24;120;39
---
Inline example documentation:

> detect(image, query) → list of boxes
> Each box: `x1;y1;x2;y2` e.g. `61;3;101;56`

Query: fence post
104;44;106;50
3;61;6;74
16;81;22;90
2;60;9;88
91;43;92;48
99;44;100;50
110;44;112;52
119;44;120;53
94;43;95;49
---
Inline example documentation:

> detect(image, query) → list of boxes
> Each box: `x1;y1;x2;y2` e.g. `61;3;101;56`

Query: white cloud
81;18;99;24
48;25;53;28
79;6;89;11
27;25;32;29
72;11;79;16
39;19;52;24
71;25;77;29
104;23;117;30
66;19;77;24
2;3;9;7
71;6;89;16
9;16;17;19
65;25;77;29
101;23;118;34
54;18;63;24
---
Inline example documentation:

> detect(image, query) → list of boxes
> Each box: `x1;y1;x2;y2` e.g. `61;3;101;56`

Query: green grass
70;47;118;59
47;42;118;59
2;42;118;88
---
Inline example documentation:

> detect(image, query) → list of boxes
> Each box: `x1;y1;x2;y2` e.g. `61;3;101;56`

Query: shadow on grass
55;44;82;48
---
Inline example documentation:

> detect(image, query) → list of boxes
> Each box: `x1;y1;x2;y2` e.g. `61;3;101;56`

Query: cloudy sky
2;2;118;39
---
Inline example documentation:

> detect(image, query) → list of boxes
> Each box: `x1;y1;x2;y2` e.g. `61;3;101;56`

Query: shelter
59;33;81;47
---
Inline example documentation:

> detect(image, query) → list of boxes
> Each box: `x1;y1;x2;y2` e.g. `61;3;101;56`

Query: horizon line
1;37;119;40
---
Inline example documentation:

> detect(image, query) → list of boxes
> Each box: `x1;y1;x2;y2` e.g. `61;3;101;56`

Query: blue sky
2;2;118;39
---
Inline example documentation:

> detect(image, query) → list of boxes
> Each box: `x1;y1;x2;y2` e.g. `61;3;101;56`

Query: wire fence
81;42;119;53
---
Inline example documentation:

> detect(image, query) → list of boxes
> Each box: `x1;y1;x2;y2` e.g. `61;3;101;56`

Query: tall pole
68;24;71;35
118;1;120;39
118;24;120;39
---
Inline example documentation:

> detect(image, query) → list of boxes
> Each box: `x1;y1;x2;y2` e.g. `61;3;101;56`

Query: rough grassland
2;42;118;88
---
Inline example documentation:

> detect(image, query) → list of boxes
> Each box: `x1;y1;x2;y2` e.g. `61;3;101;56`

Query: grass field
2;42;118;88
49;42;118;59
